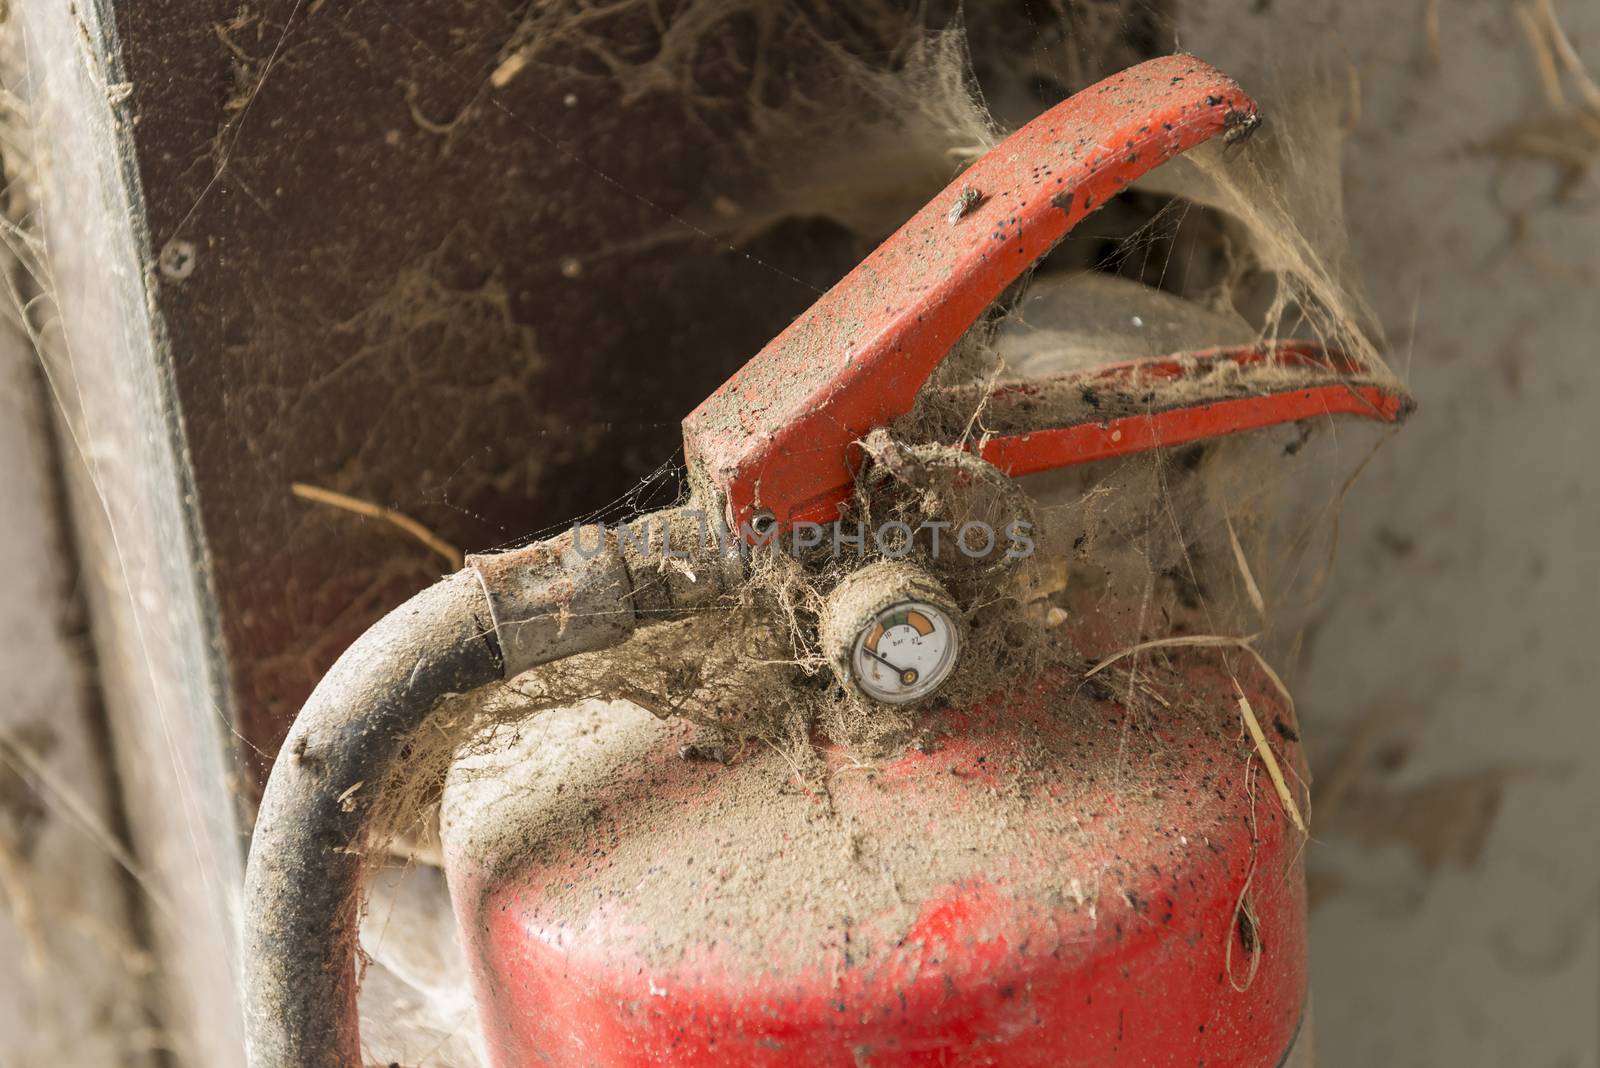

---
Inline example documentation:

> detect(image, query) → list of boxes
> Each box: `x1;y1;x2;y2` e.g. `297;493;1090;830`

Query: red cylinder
441;648;1307;1068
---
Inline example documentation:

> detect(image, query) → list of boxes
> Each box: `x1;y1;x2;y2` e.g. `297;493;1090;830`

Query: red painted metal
972;343;1412;479
446;655;1309;1067
684;54;1267;536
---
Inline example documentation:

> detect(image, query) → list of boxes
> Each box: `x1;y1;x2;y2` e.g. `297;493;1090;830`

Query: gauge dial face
850;600;960;705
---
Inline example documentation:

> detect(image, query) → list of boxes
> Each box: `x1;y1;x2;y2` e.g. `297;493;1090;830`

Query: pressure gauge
820;562;962;706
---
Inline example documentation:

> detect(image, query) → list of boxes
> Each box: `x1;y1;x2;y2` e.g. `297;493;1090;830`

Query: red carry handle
684;55;1265;535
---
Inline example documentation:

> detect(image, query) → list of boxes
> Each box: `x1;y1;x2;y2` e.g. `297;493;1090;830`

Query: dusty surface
443;677;1276;974
0;304;154;1058
440;652;1307;1063
1176;2;1600;1064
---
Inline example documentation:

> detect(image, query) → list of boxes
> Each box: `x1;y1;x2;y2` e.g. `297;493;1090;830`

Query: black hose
241;515;729;1065
241;569;502;1067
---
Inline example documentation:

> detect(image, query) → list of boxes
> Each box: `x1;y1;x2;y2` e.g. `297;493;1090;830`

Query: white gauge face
850;600;960;705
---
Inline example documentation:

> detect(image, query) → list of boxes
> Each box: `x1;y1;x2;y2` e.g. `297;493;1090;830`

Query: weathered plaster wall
1178;3;1600;1063
0;318;153;1060
6;0;247;1061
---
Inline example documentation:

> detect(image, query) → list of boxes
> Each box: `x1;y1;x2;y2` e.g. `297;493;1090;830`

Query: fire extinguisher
242;55;1410;1067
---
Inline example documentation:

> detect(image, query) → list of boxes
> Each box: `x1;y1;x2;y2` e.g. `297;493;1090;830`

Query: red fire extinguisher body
442;657;1307;1067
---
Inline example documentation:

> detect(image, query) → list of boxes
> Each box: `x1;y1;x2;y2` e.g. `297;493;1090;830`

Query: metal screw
158;239;197;281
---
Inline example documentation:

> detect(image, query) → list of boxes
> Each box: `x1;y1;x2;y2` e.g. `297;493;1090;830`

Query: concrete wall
1178;3;1600;1064
0;315;153;1060
3;0;247;1061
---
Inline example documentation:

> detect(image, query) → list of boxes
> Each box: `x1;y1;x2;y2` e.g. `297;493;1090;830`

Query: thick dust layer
441;639;1287;976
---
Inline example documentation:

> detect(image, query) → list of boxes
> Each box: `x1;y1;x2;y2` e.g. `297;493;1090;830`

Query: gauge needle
862;646;919;686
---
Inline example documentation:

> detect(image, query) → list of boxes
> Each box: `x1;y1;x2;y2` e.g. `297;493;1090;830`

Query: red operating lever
683;55;1408;539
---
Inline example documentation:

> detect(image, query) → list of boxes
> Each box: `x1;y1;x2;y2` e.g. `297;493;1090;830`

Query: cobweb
0;3;1406;1066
